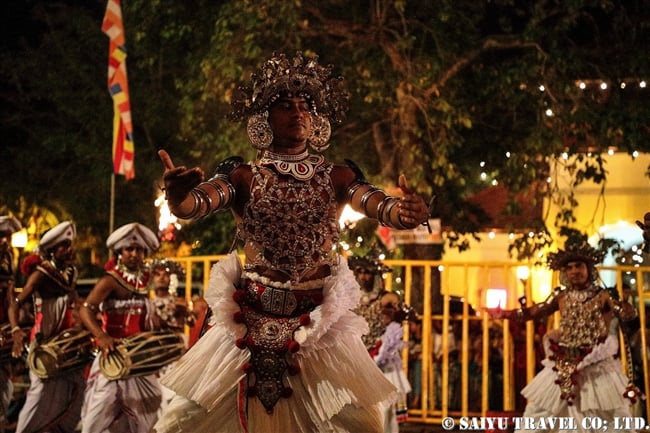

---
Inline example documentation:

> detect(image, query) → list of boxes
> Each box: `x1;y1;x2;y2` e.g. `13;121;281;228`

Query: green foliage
1;0;649;261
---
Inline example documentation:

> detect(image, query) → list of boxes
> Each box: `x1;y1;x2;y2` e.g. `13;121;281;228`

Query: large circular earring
308;115;331;152
247;111;273;149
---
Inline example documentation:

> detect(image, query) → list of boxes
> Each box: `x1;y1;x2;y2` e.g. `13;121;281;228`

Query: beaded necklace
107;261;151;295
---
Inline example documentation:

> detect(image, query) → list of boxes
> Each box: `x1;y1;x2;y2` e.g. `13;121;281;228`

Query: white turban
0;216;22;234
106;222;160;254
39;221;76;251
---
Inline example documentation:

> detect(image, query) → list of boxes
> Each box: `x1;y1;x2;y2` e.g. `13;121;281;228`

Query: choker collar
259;149;326;181
261;149;309;162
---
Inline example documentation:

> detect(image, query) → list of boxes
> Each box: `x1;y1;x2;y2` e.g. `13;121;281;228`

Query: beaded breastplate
549;286;606;404
559;286;606;348
237;156;340;283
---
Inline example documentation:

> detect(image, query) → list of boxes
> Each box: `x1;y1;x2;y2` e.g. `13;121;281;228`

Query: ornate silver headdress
547;242;605;270
229;51;349;124
547;242;605;284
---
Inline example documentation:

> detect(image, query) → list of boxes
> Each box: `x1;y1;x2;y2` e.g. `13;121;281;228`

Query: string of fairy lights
473;77;649;259
153;77;647;271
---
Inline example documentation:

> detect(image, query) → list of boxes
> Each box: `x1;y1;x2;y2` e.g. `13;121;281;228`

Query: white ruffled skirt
153;252;395;433
517;334;635;433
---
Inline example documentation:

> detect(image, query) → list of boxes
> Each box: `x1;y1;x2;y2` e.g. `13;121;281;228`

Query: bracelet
11;326;21;334
82;301;99;313
346;181;368;202
175;189;201;219
203;178;235;211
515;309;525;321
359;187;383;215
396;211;409;229
376;197;392;226
383;198;400;227
193;187;213;217
377;197;404;229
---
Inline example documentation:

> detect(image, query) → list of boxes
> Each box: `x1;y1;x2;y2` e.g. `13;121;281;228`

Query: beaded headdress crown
150;258;185;277
546;242;606;270
229;51;349;124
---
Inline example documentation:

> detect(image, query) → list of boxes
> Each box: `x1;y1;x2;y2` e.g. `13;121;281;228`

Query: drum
99;330;186;380
27;327;95;379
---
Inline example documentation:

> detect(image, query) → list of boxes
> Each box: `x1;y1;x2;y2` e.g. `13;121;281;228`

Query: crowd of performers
0;219;416;433
1;50;644;433
0;219;199;432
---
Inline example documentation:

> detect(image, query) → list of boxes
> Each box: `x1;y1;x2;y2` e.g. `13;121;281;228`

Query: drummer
0;215;21;429
79;222;162;433
8;220;85;433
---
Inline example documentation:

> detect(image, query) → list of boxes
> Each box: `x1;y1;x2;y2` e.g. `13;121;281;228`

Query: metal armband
180;156;242;219
345;159;374;206
377;196;407;229
82;301;99;313
357;185;384;214
612;300;637;322
201;177;236;213
515;308;525;321
532;287;561;317
174;189;203;220
205;156;242;213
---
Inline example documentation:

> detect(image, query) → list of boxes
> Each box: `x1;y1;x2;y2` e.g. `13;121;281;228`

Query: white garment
517;334;635;433
374;322;411;433
153;252;395;433
16;369;85;433
81;357;162;433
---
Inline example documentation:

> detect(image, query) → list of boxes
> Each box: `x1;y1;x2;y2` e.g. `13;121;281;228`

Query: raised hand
397;174;430;227
158;149;204;206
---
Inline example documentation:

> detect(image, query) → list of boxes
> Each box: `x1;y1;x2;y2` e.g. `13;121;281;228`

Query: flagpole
109;173;115;236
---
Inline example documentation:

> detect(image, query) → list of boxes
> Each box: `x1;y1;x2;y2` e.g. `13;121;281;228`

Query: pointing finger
398;174;413;195
158;149;176;170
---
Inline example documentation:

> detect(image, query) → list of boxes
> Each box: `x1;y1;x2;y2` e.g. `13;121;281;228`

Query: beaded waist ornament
232;279;323;412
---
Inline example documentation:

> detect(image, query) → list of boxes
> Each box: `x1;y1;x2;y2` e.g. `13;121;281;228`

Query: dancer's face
564;261;589;288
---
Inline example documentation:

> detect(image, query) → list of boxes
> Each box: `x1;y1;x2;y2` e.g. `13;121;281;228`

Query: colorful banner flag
102;0;135;180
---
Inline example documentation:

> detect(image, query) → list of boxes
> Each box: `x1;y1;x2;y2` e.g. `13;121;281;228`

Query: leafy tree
1;0;648;263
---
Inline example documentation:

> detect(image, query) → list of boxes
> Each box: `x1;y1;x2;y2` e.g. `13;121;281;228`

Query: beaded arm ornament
344;159;409;230
175;156;243;220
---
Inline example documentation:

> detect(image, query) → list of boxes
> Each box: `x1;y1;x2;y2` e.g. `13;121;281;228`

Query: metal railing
170;255;650;424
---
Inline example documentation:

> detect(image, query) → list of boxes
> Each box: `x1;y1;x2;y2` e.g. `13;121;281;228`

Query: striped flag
102;0;135;180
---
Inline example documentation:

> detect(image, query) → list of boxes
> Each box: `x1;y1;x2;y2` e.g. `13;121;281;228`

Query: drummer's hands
397;174;430;228
96;333;116;355
158;149;204;207
11;329;26;358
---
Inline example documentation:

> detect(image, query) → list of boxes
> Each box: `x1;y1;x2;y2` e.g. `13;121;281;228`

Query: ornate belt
233;279;323;413
243;279;323;317
548;339;601;405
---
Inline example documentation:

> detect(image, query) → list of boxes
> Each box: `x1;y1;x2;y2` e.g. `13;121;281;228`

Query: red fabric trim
237;379;249;433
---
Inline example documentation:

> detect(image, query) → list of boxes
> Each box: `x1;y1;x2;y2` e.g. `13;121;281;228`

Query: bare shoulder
230;162;253;186
86;274;121;301
21;270;46;296
330;162;359;196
